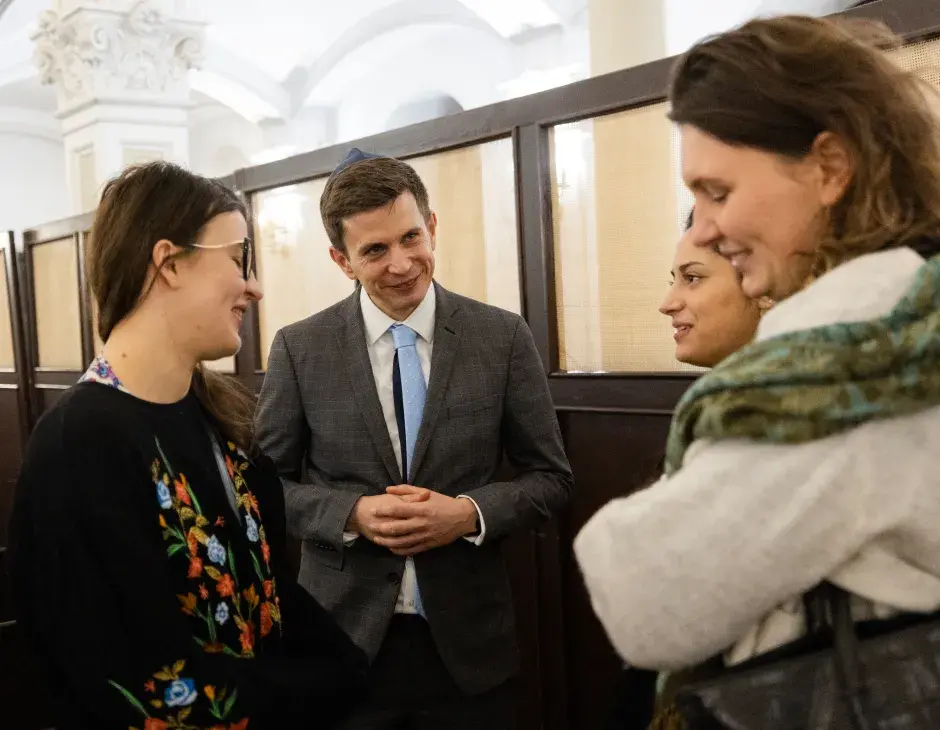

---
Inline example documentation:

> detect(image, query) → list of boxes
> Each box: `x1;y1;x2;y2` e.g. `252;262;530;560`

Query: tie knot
390;324;418;349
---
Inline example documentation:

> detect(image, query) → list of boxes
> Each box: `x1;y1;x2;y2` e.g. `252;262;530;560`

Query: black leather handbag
673;583;940;729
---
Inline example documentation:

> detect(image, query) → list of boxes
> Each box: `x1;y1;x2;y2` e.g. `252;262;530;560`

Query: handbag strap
803;583;871;730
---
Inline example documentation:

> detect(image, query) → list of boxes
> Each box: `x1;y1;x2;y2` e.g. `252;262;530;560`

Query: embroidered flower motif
216;574;235;598
164;678;197;708
244;514;259;543
150;435;284;663
187;532;199;557
144;719;169;730
242;585;259;610
156;480;172;509
178;593;198;616
238;619;254;655
206;536;226;566
260;602;273;638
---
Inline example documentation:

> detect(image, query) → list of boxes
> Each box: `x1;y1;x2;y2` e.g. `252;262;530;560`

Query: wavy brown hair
668;15;940;279
87;161;257;452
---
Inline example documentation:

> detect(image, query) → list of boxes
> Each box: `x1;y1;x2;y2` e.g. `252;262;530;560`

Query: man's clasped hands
346;485;479;556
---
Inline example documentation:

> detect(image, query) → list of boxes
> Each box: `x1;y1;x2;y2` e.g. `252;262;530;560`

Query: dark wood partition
2;3;938;729
0;229;31;641
21;213;94;420
0;231;30;552
0;228;56;730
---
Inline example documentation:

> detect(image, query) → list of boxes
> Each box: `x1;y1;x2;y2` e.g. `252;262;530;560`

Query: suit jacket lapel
337;290;402;484
411;283;462;482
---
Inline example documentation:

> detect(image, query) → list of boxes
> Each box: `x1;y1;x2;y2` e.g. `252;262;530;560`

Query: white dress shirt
344;284;486;615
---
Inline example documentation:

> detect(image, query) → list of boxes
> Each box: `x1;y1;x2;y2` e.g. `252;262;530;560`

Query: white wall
664;0;857;56
188;101;265;179
0;133;68;231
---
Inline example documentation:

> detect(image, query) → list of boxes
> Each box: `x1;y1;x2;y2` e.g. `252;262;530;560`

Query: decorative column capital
31;0;205;115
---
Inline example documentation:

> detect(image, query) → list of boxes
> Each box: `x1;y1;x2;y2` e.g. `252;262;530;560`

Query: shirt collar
360;282;437;346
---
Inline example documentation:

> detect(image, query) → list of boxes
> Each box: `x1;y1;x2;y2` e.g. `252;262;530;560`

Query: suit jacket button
386;572;400;584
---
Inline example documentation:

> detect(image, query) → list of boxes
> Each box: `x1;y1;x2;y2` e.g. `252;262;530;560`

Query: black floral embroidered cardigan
9;364;367;730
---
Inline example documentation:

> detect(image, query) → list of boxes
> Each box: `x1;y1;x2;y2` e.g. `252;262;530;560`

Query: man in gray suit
255;148;573;729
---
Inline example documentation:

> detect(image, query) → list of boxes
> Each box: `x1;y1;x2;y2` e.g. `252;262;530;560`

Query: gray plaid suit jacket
254;282;573;695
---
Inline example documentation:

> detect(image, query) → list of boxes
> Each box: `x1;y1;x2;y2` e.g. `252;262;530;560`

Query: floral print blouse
9;357;367;730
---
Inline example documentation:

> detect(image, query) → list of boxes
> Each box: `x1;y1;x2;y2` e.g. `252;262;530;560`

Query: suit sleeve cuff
457;495;486;546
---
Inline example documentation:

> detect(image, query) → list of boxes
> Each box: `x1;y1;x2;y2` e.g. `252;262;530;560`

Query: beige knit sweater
574;247;940;670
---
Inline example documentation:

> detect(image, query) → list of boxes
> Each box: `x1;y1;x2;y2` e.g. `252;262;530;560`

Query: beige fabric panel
0;256;13;370
551;103;693;373
253;179;356;368
408;140;522;316
253;139;521;369
33;238;83;370
890;37;940;116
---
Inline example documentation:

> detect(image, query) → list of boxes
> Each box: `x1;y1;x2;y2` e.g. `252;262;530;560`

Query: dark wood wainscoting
558;409;676;729
0;387;24;548
33;383;72;417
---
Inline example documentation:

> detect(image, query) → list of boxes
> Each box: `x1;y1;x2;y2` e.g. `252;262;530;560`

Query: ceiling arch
288;0;506;114
0;0;579;129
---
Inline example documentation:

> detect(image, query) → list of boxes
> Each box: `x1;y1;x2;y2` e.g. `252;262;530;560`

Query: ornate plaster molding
31;0;205;114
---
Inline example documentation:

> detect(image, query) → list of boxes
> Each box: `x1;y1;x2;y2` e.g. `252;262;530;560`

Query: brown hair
320;157;431;253
87;161;257;451
668;15;940;279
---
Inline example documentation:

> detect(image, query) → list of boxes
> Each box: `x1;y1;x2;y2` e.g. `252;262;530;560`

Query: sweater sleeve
10;406;365;730
572;427;912;672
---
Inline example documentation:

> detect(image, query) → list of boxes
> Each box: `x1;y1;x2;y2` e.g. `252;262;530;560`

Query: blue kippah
331;147;385;178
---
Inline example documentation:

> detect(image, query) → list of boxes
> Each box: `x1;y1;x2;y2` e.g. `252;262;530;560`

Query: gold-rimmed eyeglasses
191;237;254;280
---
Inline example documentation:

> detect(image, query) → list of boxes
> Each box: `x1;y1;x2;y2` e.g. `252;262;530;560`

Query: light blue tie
390;324;427;616
391;324;426;480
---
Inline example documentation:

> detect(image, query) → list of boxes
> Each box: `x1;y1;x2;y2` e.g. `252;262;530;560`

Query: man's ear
427;211;437;251
329;245;357;281
151;239;183;289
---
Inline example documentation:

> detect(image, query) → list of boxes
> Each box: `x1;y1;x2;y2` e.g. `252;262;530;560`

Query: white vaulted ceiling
0;0;581;123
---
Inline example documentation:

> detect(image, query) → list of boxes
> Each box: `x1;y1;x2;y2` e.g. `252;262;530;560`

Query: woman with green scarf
575;12;940;718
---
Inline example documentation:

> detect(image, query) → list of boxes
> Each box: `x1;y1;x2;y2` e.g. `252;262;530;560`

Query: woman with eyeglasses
9;161;368;730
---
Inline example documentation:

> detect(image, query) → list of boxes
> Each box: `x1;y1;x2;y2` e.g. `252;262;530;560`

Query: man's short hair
320;154;432;254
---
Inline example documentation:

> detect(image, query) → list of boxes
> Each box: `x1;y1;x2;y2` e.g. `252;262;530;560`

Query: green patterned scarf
664;252;940;475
